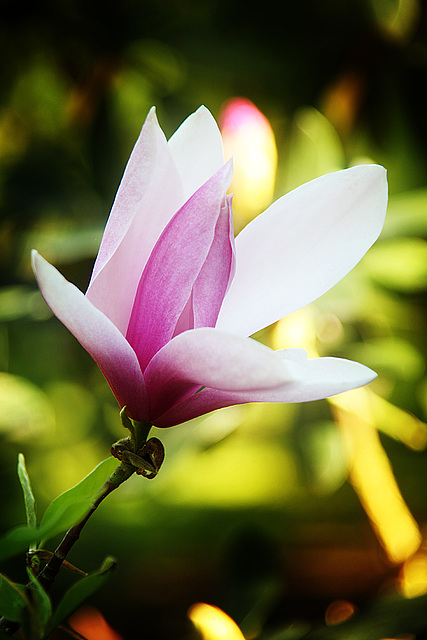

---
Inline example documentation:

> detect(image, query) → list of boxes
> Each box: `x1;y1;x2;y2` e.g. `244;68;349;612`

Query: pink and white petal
86;108;184;334
144;328;302;420
216;165;388;337
126;162;233;371
193;195;235;328
88;109;168;283
168;106;225;201
224;194;237;294
32;251;149;421
173;195;235;336
173;292;195;337
153;348;377;427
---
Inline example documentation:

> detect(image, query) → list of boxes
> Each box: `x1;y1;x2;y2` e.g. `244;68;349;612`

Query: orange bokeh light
69;606;123;640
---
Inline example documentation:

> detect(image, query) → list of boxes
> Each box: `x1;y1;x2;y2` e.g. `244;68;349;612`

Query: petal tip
190;105;221;138
195;104;209;115
364;367;378;384
31;249;41;276
223;157;234;182
368;163;388;187
344;361;378;389
145;106;159;128
352;163;388;189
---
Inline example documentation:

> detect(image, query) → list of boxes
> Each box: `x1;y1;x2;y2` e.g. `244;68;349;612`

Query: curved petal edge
154;349;377;426
32;250;148;421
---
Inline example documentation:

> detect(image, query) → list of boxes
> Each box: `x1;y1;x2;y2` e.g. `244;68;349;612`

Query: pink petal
143;328;301;420
217;165;388;337
193;194;235;328
86;108;184;334
168;106;225;202
172;195;235;336
126;161;233;371
32;251;149;421
154;348;377;427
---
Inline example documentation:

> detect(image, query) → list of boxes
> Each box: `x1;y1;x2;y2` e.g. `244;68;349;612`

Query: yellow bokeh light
270;298;423;564
188;603;245;640
331;387;427;451
332;398;421;564
271;307;318;357
219;97;277;230
400;552;427;598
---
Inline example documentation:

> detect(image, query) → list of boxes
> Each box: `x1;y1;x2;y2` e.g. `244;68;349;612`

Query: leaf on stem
48;556;117;634
0;457;119;563
17;453;37;550
38;456;118;546
0;573;28;623
26;568;53;632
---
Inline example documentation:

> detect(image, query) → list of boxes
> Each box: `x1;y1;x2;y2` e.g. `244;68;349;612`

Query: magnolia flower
32;106;387;428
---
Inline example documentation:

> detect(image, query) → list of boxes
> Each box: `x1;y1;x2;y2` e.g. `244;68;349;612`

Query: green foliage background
1;1;427;638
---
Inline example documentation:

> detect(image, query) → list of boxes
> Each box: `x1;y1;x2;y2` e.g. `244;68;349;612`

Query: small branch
0;461;135;636
38;461;134;591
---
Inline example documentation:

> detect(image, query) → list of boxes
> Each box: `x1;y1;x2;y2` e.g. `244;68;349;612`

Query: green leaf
0;573;28;622
48;556;117;633
0;525;40;564
39;456;118;546
0;457;118;563
17;454;37;536
26;570;52;633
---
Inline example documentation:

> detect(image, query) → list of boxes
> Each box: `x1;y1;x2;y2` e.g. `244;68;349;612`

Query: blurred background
1;0;427;638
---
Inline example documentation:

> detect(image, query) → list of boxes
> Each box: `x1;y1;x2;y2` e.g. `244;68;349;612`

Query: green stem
133;421;153;452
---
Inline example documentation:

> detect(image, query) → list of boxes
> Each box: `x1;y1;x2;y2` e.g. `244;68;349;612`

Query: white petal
144;328;301;419
154;349;377;426
268;348;377;402
168;105;225;201
217;165;388;336
86;108;184;334
32;251;149;420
